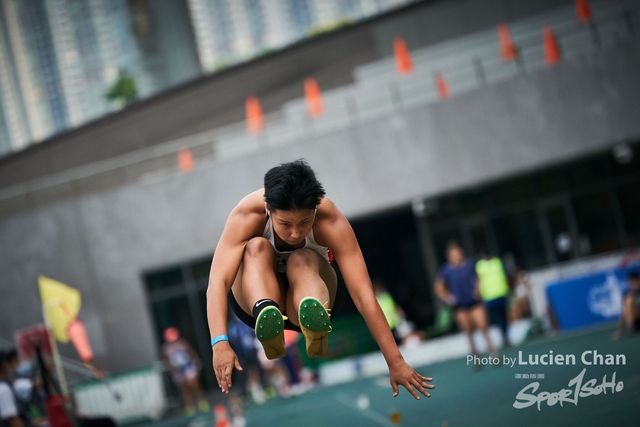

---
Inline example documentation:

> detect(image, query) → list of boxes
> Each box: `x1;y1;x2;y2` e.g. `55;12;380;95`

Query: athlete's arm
317;200;434;400
206;197;262;393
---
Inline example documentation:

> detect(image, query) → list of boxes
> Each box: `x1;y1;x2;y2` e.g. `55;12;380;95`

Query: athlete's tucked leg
232;237;286;311
285;248;338;321
285;248;337;358
231;237;288;359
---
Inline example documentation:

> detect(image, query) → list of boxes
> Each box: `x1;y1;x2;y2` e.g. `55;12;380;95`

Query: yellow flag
38;276;81;343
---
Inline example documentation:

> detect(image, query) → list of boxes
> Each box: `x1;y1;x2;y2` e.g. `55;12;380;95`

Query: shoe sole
255;306;287;360
298;297;331;359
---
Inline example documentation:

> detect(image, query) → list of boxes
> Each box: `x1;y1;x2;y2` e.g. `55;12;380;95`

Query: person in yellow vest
374;281;426;348
475;253;511;347
373;281;402;345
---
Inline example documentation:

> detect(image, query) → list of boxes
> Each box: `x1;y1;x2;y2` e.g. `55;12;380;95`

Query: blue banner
546;268;638;331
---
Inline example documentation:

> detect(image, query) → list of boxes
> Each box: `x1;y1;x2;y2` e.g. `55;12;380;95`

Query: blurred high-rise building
0;4;31;154
0;0;415;156
0;0;66;151
128;0;201;94
188;0;416;72
0;0;145;156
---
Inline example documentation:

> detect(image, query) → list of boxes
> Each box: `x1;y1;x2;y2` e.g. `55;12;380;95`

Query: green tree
307;18;353;37
105;69;138;106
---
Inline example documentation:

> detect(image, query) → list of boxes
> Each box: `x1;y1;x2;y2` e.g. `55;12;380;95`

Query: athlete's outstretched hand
212;341;243;394
388;359;434;400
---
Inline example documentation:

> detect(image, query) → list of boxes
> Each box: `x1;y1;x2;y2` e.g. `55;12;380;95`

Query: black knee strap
252;299;280;319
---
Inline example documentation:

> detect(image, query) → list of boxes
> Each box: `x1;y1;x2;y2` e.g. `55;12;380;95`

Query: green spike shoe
298;297;332;358
255;306;287;360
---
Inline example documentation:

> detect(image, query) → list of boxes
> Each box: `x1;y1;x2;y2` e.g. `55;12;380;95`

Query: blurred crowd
0;348;47;427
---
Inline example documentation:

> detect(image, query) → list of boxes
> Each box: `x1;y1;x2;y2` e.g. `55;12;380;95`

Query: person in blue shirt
434;242;497;363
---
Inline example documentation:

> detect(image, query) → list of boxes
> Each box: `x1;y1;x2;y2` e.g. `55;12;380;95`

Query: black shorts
228;260;347;333
453;300;482;311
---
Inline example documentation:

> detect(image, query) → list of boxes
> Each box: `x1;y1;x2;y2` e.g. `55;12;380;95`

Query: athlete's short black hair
264;159;325;211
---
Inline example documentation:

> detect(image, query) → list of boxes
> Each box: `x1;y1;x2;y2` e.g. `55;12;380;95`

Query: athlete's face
269;208;315;246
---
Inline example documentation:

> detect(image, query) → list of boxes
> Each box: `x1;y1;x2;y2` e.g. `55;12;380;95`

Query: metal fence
72;363;167;424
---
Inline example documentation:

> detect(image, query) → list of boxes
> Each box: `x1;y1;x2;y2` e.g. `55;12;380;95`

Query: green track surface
135;325;639;427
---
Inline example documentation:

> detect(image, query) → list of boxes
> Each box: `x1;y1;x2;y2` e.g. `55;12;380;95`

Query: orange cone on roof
435;73;450;98
394;37;413;75
543;26;561;65
498;23;518;61
575;0;593;23
304;78;324;118
245;96;264;134
178;148;194;173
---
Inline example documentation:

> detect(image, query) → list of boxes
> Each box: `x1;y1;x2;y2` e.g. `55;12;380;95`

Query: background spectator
161;328;209;415
435;242;497;364
0;350;25;427
476;252;511;346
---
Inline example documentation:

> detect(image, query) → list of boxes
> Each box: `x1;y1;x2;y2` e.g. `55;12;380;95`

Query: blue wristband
211;335;229;347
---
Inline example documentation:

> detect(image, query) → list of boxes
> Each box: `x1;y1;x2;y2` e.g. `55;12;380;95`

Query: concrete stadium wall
373;0;574;57
1;39;639;371
0;0;582;188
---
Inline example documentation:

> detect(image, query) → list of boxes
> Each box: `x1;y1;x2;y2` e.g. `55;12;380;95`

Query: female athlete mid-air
206;159;434;399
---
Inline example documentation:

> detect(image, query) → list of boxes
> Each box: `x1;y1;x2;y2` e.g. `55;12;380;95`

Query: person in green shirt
475;253;511;347
373;281;402;345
